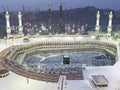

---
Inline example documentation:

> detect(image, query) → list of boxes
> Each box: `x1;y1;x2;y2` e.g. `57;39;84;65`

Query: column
107;11;113;37
95;11;100;35
18;11;23;35
5;11;11;38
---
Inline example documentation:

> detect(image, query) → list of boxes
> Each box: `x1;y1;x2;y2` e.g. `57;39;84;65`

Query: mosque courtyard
0;36;120;90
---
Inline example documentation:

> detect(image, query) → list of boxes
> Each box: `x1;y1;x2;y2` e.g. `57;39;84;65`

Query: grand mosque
0;9;120;90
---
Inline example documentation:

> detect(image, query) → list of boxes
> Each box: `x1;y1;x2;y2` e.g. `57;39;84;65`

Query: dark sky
0;0;120;11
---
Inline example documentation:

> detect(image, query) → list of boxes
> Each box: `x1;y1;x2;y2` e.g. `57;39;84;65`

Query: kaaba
63;55;70;64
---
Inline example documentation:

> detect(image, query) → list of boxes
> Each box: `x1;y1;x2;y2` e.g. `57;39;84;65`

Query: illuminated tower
18;11;23;35
107;11;113;37
5;11;11;38
95;11;100;35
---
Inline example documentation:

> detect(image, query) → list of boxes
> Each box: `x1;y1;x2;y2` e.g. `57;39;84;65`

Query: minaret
107;11;113;36
95;11;100;35
18;11;23;35
5;11;11;38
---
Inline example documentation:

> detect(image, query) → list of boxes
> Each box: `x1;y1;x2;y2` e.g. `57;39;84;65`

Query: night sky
0;0;120;11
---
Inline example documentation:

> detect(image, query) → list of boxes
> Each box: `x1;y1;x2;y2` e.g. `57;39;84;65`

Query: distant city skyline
0;0;120;12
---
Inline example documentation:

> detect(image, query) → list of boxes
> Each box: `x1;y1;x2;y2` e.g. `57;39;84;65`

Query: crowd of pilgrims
23;51;115;74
